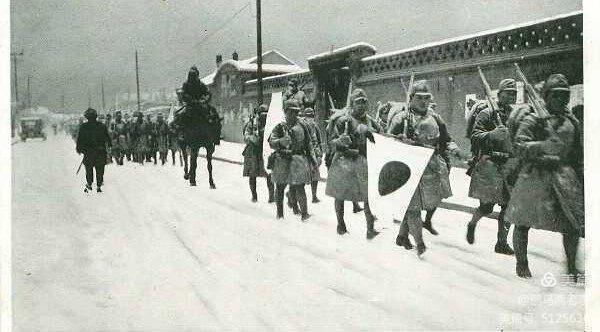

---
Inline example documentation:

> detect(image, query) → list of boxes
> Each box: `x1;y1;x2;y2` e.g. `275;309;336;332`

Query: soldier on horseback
172;66;221;187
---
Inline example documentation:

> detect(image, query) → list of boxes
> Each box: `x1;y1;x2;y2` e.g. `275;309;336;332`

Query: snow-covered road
12;135;585;331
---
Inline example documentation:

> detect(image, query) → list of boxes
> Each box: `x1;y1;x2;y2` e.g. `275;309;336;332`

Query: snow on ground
12;135;585;331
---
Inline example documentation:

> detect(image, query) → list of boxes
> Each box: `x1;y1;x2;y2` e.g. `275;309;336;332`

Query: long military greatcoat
468;105;514;205
301;117;323;181
325;111;379;202
242;114;268;177
268;121;314;185
506;110;584;234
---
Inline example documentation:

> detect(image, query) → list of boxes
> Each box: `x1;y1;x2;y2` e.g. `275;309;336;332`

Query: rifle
402;75;415;137
345;80;354;108
477;66;503;126
513;63;549;118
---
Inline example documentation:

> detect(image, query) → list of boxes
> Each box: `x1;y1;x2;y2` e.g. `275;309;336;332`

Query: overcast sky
11;0;582;110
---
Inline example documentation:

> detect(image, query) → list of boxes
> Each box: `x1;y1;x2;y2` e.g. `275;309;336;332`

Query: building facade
205;11;583;151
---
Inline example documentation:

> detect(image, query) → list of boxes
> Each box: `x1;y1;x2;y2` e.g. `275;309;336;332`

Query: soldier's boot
249;177;258;202
311;181;320;203
364;202;379;239
84;184;92;193
514;226;532;278
416;242;427;257
287;191;300;214
423;209;439;235
295;186;310;221
97;185;102;193
495;218;514;255
335;200;347;235
352;201;363;213
209;177;216;189
267;175;275;203
276;188;285;219
563;232;583;281
396;234;413;250
466;221;477;245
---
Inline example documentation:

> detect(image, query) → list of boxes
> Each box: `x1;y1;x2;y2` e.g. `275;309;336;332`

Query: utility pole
27;75;31;108
88;89;91;108
10;49;24;104
135;50;141;112
256;0;263;105
101;77;106;111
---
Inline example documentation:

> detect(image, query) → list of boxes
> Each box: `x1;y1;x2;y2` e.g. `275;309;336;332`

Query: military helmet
303;107;315;117
349;88;368;104
84;108;97;119
410;80;432;98
542;74;570;96
283;99;302;112
498;78;517;92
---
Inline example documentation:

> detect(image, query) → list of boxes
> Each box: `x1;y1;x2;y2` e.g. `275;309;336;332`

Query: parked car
19;117;46;141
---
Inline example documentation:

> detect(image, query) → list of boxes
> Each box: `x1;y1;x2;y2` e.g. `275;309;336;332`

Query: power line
191;2;251;50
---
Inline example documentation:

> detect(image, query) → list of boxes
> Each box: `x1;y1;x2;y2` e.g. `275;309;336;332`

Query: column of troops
73;107;187;167
242;74;584;281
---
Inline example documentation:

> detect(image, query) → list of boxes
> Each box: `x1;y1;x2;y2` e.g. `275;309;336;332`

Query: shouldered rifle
477;66;503;126
514;63;549;119
401;75;415;137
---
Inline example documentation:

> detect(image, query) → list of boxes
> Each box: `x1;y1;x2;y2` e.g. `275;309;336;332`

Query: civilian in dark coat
76;108;112;192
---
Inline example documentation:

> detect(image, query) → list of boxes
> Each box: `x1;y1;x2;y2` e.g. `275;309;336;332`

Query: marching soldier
145;113;158;164
242;104;274;202
466;79;518;255
111;110;129;165
130;111;147;164
326;88;380;239
388;80;456;255
155;113;170;165
283;78;308;108
299;107;324;203
123;113;133;161
506;74;584;279
375;101;392;133
105;113;114;164
268;99;314;220
76;108;111;193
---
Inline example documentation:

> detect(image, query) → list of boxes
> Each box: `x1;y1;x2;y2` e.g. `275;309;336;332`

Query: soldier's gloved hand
488;125;509;143
248;135;259;146
337;134;352;148
278;135;292;148
536;154;561;167
539;136;565;155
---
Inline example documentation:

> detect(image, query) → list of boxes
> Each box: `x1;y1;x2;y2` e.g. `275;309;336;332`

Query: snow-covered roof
220;60;302;73
201;72;216;85
307;42;377;61
200;50;302;85
245;69;311;85
363;10;582;62
242;50;297;66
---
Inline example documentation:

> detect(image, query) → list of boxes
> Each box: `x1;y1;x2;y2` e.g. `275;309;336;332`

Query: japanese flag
367;133;434;221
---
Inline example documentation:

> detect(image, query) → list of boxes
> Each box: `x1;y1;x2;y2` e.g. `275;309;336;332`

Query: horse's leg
207;145;216;189
183;148;189;179
189;146;199;186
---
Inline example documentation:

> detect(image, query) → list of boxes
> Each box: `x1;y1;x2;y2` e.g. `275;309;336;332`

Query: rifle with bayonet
477;66;504;126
